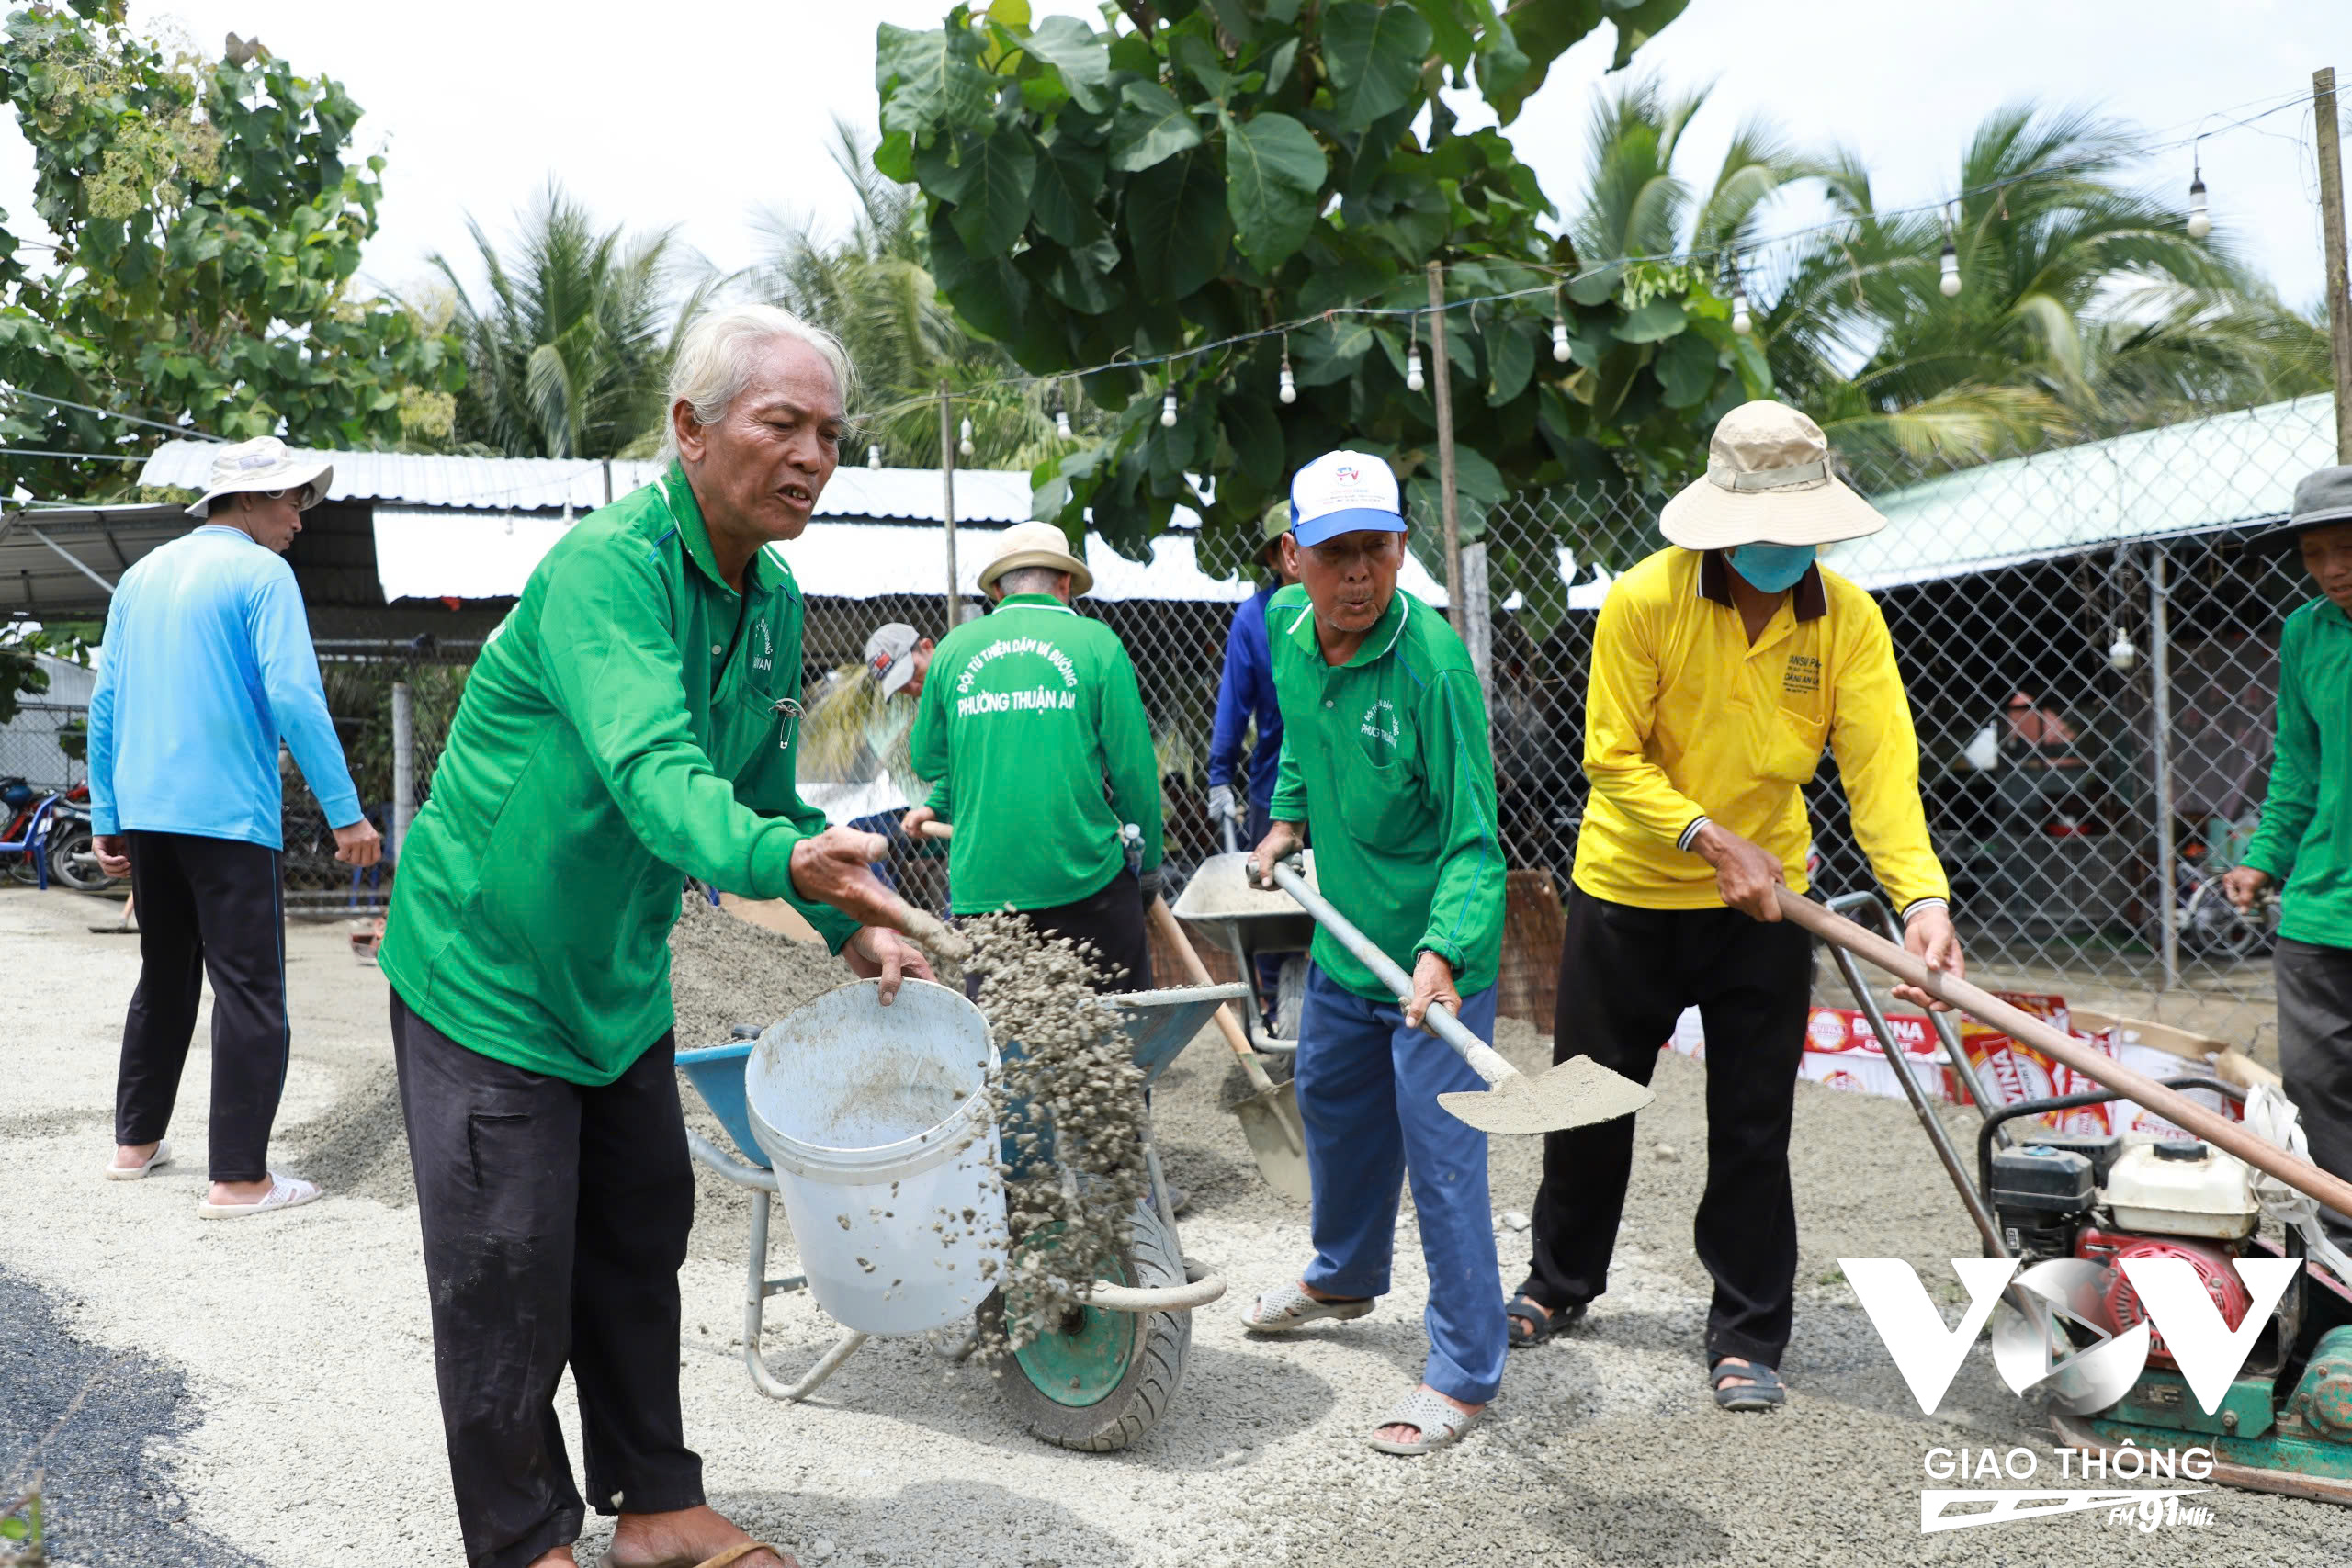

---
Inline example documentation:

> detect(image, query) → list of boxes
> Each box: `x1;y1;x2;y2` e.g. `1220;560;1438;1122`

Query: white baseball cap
1289;449;1406;547
863;622;922;696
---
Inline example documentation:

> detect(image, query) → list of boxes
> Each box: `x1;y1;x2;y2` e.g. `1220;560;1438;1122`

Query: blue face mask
1727;543;1816;594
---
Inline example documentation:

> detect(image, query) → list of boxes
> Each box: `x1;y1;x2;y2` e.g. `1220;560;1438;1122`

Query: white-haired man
380;305;931;1568
89;437;380;1215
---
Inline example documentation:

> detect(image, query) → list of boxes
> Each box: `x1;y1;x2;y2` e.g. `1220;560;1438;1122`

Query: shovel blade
1231;1080;1313;1206
1436;1056;1654;1135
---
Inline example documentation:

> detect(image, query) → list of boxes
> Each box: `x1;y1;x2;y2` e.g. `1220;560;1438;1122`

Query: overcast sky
1;1;2341;321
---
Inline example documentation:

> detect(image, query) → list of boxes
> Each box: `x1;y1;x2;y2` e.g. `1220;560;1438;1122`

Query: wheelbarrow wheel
1272;953;1309;1043
978;1201;1192;1452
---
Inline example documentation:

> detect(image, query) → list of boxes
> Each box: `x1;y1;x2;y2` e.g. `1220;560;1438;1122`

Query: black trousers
2277;937;2352;1242
1521;886;1815;1368
390;992;701;1568
977;867;1155;996
114;829;288;1184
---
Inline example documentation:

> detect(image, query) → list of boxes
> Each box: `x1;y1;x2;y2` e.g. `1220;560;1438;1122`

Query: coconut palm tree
1571;74;1826;267
432;183;712;459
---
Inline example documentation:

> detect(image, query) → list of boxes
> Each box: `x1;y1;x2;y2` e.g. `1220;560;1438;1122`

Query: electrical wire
0;386;224;441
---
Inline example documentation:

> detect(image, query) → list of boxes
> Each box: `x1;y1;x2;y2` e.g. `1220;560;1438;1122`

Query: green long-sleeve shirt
2243;595;2352;950
1268;583;1504;1001
380;466;859;1084
908;594;1163;914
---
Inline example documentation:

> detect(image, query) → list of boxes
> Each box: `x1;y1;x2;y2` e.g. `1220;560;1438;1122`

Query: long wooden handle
1777;888;2352;1216
916;820;953;840
1148;895;1278;1095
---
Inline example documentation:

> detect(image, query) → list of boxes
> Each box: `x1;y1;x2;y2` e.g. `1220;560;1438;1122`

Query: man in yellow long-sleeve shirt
1506;400;1962;1414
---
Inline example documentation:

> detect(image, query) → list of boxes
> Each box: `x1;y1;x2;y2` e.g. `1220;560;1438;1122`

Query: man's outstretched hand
843;925;935;1004
334;818;382;868
791;828;952;1004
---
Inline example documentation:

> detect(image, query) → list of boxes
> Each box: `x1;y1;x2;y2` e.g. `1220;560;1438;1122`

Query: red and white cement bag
1798;1005;1959;1102
1957;992;2115;1133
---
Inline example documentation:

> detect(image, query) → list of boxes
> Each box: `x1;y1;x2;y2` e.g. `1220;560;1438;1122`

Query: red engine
2075;1226;2252;1369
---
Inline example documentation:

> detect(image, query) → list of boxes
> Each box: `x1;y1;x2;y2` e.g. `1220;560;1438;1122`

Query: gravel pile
668;891;853;1049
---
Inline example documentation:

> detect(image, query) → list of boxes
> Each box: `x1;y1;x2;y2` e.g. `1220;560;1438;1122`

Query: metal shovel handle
1267;861;1519;1089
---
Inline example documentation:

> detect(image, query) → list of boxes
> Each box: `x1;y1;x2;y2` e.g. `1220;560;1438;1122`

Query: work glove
1206;784;1237;824
1137;866;1164;907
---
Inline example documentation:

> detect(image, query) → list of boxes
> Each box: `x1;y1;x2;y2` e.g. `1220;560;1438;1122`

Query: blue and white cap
1289;449;1406;547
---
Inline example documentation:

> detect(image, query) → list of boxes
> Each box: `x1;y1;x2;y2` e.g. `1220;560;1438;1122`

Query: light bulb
958;416;975;458
1939;241;1962;299
1159;390;1177;428
1731;286;1752;336
1277;363;1296;404
2187;176;2211;240
1550;318;1571;363
2108;627;2138;673
1055;407;1071;440
1405;344;1425;393
866;443;881;469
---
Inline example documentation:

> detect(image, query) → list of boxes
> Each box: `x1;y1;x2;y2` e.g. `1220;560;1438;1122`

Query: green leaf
1473;14;1539;121
1293;315;1376;386
1042;235;1123;314
945;130;1037;259
1607;0;1690;68
1030;134;1107;246
927;208;1030;343
1324;2;1435;133
1611;298;1685;343
1016;15;1113;113
1653;329;1716;407
872;130;915;183
1108;80;1204;174
1409;0;1479;70
1222;389;1284;490
1125;150;1229;300
1222;111;1327;270
1566;261;1623;305
1204;0;1260;46
1485;319;1534;405
875;24;994;140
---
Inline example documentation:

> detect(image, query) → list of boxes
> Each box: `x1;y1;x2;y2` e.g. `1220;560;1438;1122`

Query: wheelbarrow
1170;850;1319;1053
675;976;1239;1452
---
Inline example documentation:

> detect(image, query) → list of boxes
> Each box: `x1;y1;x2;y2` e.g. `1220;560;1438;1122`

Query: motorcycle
39;784;119;893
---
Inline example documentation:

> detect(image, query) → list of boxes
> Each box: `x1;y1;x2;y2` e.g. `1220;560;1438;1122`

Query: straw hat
978;521;1092;598
1658;400;1886;550
186;436;334;520
2247;465;2352;551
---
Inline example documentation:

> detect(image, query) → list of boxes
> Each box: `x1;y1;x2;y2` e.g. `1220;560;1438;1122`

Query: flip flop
103;1139;172;1181
1239;1280;1374;1333
1505;1292;1583;1348
1366;1386;1486;1456
1709;1356;1787;1412
594;1543;788;1568
195;1173;321;1220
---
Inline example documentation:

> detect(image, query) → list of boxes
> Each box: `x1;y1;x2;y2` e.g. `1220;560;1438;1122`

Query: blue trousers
1295;964;1507;1404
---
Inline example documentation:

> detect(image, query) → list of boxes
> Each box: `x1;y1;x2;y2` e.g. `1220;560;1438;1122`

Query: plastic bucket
746;978;1006;1337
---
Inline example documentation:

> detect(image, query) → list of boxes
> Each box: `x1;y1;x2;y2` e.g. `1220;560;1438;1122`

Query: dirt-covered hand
844;924;933;1004
1403;950;1460;1030
1693;822;1783;920
788;827;899;927
334;818;382;868
1894;906;1964;1011
1249;820;1305;890
2222;864;2271;912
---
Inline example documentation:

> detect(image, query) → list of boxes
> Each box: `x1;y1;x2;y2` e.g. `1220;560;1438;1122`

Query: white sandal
1366;1386;1486;1456
1238;1280;1374;1333
104;1139;172;1180
196;1173;320;1220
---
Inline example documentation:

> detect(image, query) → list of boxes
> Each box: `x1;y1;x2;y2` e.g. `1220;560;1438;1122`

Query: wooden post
1425;260;1464;630
938;382;962;626
2319;67;2352;462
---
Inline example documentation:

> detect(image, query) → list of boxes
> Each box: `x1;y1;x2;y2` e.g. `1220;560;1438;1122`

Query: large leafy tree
0;2;461;498
876;0;1751;611
434;182;707;460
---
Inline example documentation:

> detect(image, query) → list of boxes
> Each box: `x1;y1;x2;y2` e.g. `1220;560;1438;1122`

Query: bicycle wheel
2180;876;2274;961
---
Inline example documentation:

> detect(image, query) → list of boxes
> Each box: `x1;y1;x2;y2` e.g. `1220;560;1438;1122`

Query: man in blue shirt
1205;502;1300;848
89;437;380;1218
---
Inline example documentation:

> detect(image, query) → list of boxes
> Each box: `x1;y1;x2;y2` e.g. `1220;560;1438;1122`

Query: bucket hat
978;521;1092;598
1658;401;1886;550
2248;466;2352;551
863;622;923;697
186;436;334;520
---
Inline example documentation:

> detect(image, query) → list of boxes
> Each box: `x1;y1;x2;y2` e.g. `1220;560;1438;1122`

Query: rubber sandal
1366;1386;1486;1456
104;1139;171;1181
1709;1357;1786;1412
593;1545;786;1568
1505;1292;1583;1348
1239;1280;1374;1333
195;1173;321;1220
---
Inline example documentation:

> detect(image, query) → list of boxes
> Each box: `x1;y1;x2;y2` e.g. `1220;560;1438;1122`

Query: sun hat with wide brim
186;436;334;520
1658;400;1886;550
978;520;1093;598
2246;465;2352;551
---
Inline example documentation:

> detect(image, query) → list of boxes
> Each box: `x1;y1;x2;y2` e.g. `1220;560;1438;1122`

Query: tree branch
1115;1;1160;34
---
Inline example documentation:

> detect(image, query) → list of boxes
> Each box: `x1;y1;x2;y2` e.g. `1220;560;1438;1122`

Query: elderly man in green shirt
380;305;930;1568
1239;450;1507;1458
2227;465;2352;1242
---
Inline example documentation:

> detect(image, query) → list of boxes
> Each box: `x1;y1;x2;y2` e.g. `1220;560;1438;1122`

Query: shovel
1146;894;1314;1205
1265;861;1654;1135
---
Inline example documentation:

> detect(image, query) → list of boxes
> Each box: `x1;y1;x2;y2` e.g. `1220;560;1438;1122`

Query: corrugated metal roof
139;440;1035;522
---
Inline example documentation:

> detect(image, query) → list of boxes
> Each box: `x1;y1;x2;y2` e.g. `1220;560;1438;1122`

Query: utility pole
938;382;961;627
1424;260;1464;629
2318;67;2352;461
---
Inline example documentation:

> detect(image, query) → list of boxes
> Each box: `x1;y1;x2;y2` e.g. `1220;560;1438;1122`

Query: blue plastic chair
0;793;60;891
